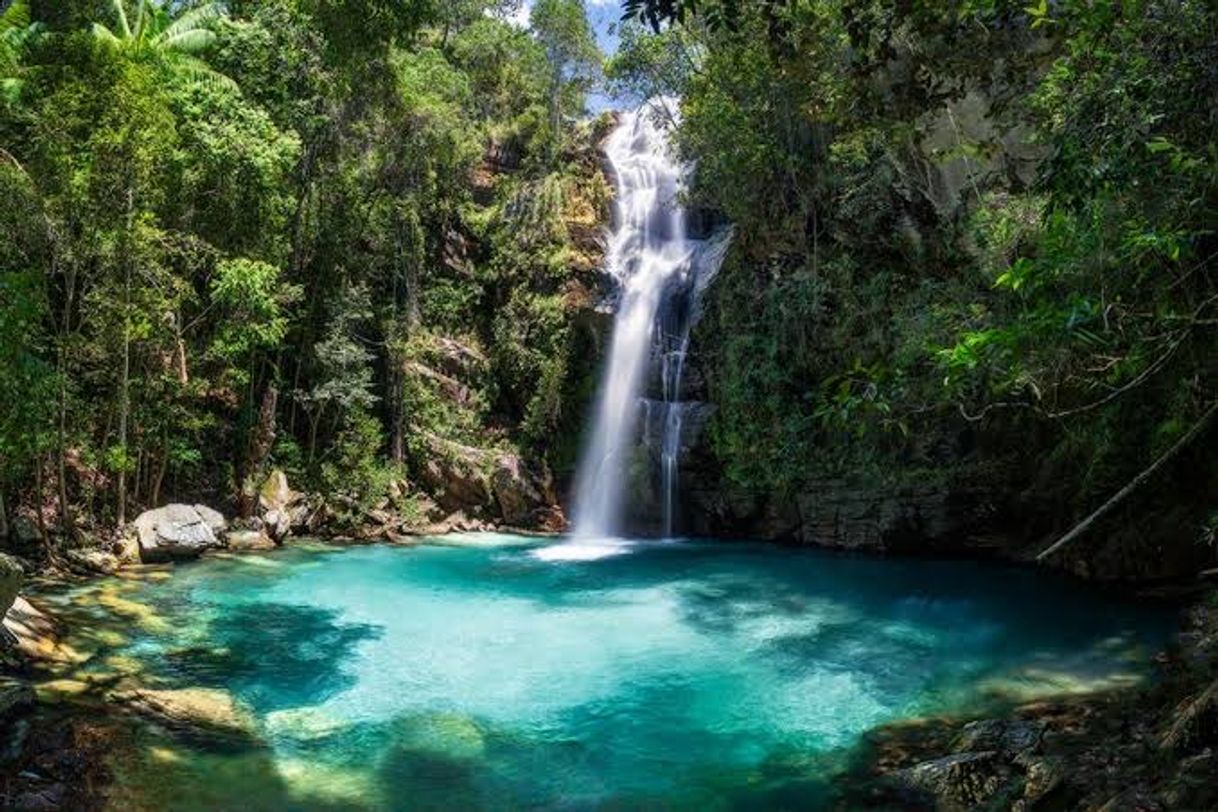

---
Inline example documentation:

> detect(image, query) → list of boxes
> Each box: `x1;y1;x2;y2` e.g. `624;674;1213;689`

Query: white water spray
538;102;729;562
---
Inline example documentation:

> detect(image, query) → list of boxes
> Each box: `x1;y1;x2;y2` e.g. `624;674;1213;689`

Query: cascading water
538;102;729;561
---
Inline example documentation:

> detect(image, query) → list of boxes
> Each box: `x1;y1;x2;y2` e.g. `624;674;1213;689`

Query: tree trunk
34;456;49;555
151;445;167;508
175;315;189;385
0;488;8;542
1037;399;1218;562
116;188;134;528
56;350;73;540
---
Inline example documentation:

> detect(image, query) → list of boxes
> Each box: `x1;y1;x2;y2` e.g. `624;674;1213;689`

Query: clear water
61;536;1173;810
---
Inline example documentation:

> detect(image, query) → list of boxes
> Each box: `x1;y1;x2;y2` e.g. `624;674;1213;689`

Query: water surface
54;536;1173;810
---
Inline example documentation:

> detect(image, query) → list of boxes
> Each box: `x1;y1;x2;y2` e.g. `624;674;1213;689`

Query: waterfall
538;102;729;561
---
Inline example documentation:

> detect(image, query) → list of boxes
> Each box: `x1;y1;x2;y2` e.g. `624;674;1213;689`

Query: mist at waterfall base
549;104;730;562
61;538;1172;809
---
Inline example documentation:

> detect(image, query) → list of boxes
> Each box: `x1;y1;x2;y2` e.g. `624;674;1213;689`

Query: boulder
131;504;226;562
225;530;275;552
259;469;303;542
0;677;34;720
111;532;141;567
11;517;39;546
194;504;226;535
0;553;23;622
955;719;1044;757
893;751;1014;812
62;549;120;576
419;435;493;512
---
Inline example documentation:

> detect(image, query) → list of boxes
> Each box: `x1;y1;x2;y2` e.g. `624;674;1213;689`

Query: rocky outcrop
131;504;226;562
678;475;997;555
418;435;552;526
419;436;493;512
848;599;1218;811
0;553;22;624
893;751;1013;811
492;454;544;526
259;469;305;543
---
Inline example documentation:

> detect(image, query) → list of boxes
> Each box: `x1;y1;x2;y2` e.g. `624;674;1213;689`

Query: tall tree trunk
34;455;49;555
174;312;189;385
116;187;134;528
56;368;70;532
0;488;8;542
151;445;167;508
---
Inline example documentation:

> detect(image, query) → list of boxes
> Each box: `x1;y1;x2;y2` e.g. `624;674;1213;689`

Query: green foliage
618;0;1218;524
0;0;603;530
208;259;297;364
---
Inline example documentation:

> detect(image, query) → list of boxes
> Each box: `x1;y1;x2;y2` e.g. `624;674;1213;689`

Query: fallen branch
1036;398;1218;562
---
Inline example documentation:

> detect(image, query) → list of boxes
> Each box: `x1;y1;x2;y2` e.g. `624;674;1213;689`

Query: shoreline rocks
131;504;227;562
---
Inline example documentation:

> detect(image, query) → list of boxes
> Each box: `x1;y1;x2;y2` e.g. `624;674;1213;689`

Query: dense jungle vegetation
616;0;1218;570
0;0;609;541
2;0;1217;573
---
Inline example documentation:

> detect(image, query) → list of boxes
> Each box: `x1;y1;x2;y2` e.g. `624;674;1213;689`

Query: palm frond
171;55;237;92
155;2;225;52
111;0;131;39
158;27;216;54
91;22;123;49
1;1;31;32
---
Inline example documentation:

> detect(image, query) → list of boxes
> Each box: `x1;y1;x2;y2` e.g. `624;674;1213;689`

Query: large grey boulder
0;553;22;622
132;504;227;562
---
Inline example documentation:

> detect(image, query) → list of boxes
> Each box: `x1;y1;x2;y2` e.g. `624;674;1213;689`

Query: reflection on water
43;536;1176;810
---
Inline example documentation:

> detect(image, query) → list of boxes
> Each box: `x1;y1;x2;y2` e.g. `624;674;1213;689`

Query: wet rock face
132;504;227;562
680;476;996;555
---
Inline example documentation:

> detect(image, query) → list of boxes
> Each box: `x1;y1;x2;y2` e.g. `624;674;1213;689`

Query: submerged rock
117;687;255;737
224;529;276;552
132;504;227;562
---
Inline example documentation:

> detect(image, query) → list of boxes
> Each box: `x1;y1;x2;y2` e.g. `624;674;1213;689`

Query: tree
530;0;600;165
